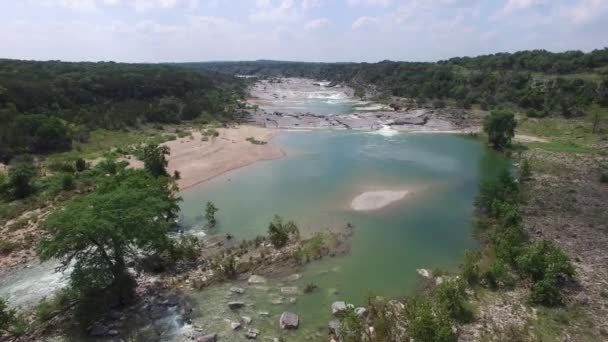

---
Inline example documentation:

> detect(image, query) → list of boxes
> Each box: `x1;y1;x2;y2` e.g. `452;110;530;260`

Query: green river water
177;129;509;341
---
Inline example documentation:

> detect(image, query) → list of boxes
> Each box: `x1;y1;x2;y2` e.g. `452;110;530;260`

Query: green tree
143;144;170;177
39;170;180;304
267;215;299;249
7;156;37;199
205;201;219;228
407;299;456;342
461;250;480;285
75;158;87;172
0;298;26;337
435;280;473;323
483;110;517;150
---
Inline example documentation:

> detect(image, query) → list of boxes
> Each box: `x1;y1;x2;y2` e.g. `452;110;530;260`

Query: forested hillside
193;49;608;116
0;60;245;161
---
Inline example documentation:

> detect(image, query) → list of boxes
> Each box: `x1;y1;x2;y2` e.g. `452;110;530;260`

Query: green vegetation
0;298;27;337
195;48;608;116
0;59;245;162
246;137;267;145
483;110;517;150
38;168;180;304
142;143;170;177
267;215;299;249
205;201;219;228
6;156;37;200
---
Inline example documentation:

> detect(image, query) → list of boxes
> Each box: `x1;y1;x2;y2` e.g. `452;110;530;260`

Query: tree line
0;59;246;161
192;48;608;117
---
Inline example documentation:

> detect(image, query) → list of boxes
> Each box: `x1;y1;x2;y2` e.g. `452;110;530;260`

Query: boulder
280;286;298;295
248;275;267;284
258;311;270;317
88;322;110;337
230;321;242;330
331;301;347;316
279;312;299;329
230;287;245;294
328;319;341;335
355;307;368;317
416;268;432;279
242;316;252;325
287;274;301;281
228;301;245;310
197;334;218;342
245;328;260;339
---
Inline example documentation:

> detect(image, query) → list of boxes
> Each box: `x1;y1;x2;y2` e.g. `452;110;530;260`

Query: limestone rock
248;275;267;284
331;301;347;316
279;312;299;329
228;301;245;310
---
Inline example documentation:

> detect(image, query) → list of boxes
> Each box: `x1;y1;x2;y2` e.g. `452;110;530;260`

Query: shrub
0;298;27;336
483;259;514;289
529;276;563;306
0;240;20;255
267;215;299;249
304;283;318;294
461;250;480;285
339;308;366;342
407;299;456;342
520;159;532;181
61;174;75;191
517;240;574;282
75;158;87;172
7;157;37;199
435;280;473;323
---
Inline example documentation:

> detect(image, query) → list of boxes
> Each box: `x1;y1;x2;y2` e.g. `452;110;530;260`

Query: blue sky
1;0;607;62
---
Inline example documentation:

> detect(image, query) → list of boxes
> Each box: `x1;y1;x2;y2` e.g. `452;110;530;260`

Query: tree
143;144;170;177
39;170;180;304
7;156;36;199
205;201;219;228
75;158;87;172
0;298;26;337
407;299;456;342
267;215;299;249
482;110;517;150
461;250;480;285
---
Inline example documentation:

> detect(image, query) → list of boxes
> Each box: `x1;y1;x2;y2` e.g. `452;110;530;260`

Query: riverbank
163;126;285;191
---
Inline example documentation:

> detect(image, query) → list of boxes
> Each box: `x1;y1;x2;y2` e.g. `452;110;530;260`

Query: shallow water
180;130;509;341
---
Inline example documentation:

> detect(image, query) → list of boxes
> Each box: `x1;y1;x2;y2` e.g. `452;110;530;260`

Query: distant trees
483;110;517;150
143;144;170;177
0;59;245;161
39;170;179;304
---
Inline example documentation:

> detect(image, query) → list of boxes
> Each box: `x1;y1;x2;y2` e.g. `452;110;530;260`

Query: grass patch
517;117;602;154
530;306;598;342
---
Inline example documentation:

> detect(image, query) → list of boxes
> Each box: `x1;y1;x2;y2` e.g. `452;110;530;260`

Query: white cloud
567;0;608;24
250;0;299;22
305;17;330;30
302;0;323;10
348;0;392;6
351;16;378;30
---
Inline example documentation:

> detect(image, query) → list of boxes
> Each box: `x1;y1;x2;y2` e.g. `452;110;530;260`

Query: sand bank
350;190;409;211
164;126;284;191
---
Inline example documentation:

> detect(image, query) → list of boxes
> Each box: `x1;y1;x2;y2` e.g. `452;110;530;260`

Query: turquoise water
180;130;509;341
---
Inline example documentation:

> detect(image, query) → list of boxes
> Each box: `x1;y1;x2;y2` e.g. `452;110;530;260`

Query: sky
0;0;607;63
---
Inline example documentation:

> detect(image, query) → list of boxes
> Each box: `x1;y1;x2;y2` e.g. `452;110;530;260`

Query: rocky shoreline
247;107;479;133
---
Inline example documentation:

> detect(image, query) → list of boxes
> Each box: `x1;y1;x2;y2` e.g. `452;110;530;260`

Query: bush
267;215;299;249
407;299;456;342
7;157;37;199
517;240;574;282
0;240;20;255
530;276;563;306
482;259;514;289
75;158;87;172
517;240;574;306
461;250;480;285
0;298;27;336
61;174;75;191
520;159;532;181
435;280;473;323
